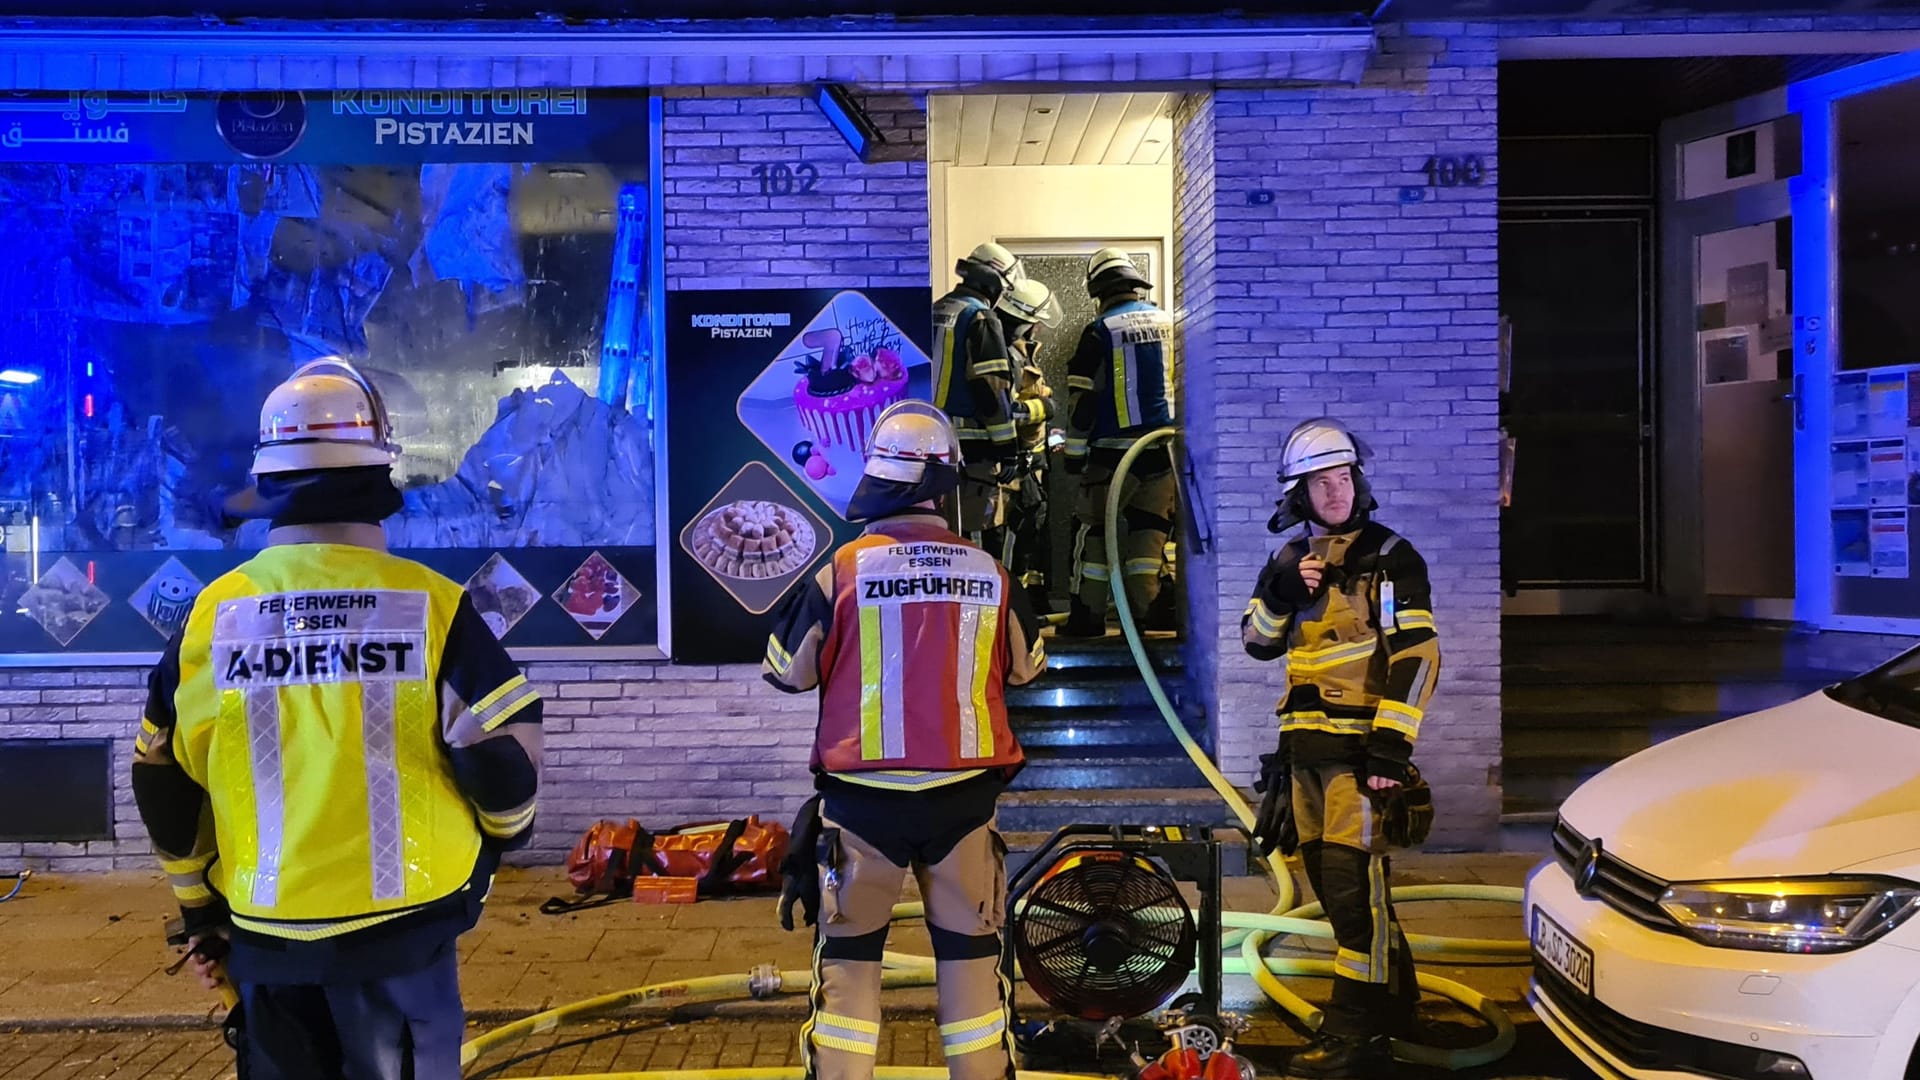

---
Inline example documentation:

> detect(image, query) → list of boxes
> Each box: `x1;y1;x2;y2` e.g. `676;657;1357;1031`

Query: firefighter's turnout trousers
955;462;1008;543
984;460;1049;595
804;788;1012;1080
1073;453;1176;620
1293;764;1419;1039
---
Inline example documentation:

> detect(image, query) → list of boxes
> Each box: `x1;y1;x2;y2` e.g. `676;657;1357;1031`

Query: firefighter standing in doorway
763;400;1047;1080
985;278;1064;616
1061;248;1179;638
1243;418;1440;1080
132;359;544;1080
931;242;1025;543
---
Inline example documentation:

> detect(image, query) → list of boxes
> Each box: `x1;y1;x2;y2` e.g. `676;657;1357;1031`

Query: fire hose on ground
457;426;1532;1079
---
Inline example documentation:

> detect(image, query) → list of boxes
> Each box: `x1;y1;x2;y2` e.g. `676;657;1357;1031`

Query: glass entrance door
1791;52;1920;633
1696;218;1795;599
1659;91;1798;616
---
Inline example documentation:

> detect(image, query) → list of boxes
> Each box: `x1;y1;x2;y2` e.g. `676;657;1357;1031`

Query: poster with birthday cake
666;286;932;664
734;291;934;520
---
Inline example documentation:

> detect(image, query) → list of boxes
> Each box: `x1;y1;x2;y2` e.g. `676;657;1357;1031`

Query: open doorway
926;92;1180;635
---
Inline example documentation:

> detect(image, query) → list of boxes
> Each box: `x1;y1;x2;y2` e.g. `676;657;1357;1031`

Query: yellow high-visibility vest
170;544;482;933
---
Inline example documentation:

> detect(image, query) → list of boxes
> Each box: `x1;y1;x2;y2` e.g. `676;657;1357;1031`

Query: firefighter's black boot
1056;598;1108;639
1140;582;1178;632
1026;583;1054;618
1285;1033;1392;1079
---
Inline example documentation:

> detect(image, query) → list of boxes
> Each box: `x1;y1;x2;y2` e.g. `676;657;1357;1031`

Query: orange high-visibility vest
812;519;1024;780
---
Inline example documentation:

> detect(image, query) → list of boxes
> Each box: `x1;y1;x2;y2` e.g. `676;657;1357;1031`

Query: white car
1526;656;1920;1080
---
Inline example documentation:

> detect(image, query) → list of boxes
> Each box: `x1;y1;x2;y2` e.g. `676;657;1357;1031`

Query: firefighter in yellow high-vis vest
1243;418;1440;1080
132;359;543;1080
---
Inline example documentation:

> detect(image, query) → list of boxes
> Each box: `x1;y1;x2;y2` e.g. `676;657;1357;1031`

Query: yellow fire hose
502;1072;1105;1080
459;426;1531;1078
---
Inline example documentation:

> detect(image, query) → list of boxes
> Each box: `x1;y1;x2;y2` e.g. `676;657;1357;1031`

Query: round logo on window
215;92;307;160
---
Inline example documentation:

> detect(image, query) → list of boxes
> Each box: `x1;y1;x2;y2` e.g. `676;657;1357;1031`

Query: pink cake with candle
792;327;908;451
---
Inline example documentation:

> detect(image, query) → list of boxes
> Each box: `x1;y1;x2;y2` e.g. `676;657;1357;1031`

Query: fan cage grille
1012;850;1198;1021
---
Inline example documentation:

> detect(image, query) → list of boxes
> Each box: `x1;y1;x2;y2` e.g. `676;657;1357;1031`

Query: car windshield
1828;648;1920;728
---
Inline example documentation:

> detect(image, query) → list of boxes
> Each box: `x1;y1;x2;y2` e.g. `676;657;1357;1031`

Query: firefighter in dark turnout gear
931;242;1025;542
764;401;1047;1080
1244;419;1440;1080
132;360;543;1080
1061;248;1178;638
983;278;1063;614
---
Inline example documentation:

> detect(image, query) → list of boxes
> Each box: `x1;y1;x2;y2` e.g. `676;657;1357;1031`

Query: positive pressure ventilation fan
1015;850;1196;1020
1004;824;1226;1048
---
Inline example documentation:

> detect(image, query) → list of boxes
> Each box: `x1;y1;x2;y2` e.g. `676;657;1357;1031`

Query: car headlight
1658;878;1920;953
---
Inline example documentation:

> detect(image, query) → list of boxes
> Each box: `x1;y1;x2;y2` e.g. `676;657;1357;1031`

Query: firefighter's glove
1251;750;1297;857
1366;753;1413;787
778;796;823;931
1377;766;1434;849
1261;553;1323;611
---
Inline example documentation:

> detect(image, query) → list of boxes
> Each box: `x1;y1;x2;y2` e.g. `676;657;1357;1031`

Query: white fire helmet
862;400;964;483
995;278;1062;327
960;242;1025;285
1086;246;1150;291
252;358;400;476
846;401;965;522
1278;417;1369;495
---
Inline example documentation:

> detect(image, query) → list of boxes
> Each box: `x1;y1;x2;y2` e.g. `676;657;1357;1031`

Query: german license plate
1532;908;1594;997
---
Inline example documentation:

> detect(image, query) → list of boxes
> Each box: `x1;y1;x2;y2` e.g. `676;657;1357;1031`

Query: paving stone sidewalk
0;853;1544;1026
0;853;1583;1079
0;1015;1598;1080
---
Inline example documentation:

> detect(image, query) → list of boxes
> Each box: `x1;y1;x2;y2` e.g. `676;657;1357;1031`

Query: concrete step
1001;827;1258;879
1009;751;1215;791
1502;715;1722;761
1040;637;1185;675
1007;675;1197;712
1503;617;1912;678
1497;815;1558;855
1501;766;1614;809
1011;712;1208;751
996;787;1236;835
1504;661;1852;688
1504;708;1734;733
1502;678;1826;717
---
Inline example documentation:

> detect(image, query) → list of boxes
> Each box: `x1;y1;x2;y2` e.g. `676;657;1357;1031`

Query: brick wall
519;659;822;864
661;89;929;292
1172;92;1222;723
1197;23;1504;848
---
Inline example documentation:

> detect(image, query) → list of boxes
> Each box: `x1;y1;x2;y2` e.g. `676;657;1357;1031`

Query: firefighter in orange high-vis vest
132;359;543;1080
763;400;1047;1080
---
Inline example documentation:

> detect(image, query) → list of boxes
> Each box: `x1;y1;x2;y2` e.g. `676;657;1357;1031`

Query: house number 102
752;163;820;197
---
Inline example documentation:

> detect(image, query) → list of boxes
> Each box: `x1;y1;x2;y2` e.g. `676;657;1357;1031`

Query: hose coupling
748;964;782;1000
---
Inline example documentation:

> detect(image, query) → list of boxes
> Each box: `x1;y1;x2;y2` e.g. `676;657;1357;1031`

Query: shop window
1831;76;1920;613
0;91;663;657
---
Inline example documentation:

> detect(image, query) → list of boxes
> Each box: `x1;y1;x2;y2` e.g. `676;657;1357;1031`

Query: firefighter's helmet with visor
846;401;966;522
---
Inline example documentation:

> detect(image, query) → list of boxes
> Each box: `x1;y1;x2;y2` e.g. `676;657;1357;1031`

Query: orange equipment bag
543;815;789;915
